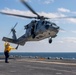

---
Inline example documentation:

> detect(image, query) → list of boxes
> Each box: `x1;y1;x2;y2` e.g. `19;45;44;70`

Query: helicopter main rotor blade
20;0;40;17
50;16;76;19
0;11;37;19
1;11;76;20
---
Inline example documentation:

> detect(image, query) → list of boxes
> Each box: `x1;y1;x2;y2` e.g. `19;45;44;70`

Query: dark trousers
4;51;9;63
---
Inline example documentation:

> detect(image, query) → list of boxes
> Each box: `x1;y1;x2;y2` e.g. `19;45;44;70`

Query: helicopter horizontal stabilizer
2;37;25;46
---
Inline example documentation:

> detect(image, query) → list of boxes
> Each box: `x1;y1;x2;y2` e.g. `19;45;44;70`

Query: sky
0;0;76;52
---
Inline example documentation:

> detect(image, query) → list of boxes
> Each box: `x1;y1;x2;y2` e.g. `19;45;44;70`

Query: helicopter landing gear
49;38;52;43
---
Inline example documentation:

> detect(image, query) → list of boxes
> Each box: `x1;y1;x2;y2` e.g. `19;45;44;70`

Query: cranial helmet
7;42;10;46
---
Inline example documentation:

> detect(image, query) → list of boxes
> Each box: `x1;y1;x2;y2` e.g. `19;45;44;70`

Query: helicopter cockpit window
42;21;49;25
51;23;58;28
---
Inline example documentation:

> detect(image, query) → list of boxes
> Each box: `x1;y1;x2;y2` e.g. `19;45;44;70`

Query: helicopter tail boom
2;37;25;46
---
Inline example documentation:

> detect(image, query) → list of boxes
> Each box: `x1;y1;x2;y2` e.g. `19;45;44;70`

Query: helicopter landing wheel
49;38;52;43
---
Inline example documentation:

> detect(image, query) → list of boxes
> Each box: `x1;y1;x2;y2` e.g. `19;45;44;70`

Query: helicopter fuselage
16;20;59;45
27;20;59;39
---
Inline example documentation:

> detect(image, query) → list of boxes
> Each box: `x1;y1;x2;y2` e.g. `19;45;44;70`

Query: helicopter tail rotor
13;22;18;29
8;22;18;35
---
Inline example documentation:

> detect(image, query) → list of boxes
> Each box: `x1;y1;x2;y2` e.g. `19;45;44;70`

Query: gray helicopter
1;0;60;46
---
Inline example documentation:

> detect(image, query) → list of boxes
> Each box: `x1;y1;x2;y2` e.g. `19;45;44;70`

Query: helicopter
0;0;60;46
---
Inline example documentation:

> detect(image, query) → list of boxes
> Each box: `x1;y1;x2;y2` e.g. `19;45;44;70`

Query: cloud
67;18;76;23
44;0;54;4
58;8;70;13
58;8;76;16
57;8;76;23
72;12;76;14
71;30;76;33
37;0;54;4
58;37;76;43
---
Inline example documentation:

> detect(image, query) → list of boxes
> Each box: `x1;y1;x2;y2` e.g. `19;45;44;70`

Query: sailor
4;42;19;63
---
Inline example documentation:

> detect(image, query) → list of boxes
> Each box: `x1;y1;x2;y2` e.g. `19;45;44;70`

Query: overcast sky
0;0;76;52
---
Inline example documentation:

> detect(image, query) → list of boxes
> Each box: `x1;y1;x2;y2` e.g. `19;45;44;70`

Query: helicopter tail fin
2;37;25;46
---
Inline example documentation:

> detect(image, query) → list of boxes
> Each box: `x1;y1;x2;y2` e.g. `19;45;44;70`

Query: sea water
0;52;76;59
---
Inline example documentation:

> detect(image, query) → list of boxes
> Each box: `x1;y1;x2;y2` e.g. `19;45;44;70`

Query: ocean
0;52;76;59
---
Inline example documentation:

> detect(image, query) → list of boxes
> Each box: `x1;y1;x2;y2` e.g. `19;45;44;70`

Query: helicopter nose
57;27;60;30
57;27;60;31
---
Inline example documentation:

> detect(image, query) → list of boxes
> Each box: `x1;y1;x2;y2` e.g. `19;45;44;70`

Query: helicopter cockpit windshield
51;23;59;29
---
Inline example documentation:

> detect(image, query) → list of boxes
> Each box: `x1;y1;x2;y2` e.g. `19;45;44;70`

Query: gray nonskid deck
0;58;76;75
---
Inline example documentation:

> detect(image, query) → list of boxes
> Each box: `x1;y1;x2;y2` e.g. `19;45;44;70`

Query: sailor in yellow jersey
4;42;19;63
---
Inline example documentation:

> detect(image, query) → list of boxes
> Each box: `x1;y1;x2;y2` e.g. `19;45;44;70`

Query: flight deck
0;57;76;75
